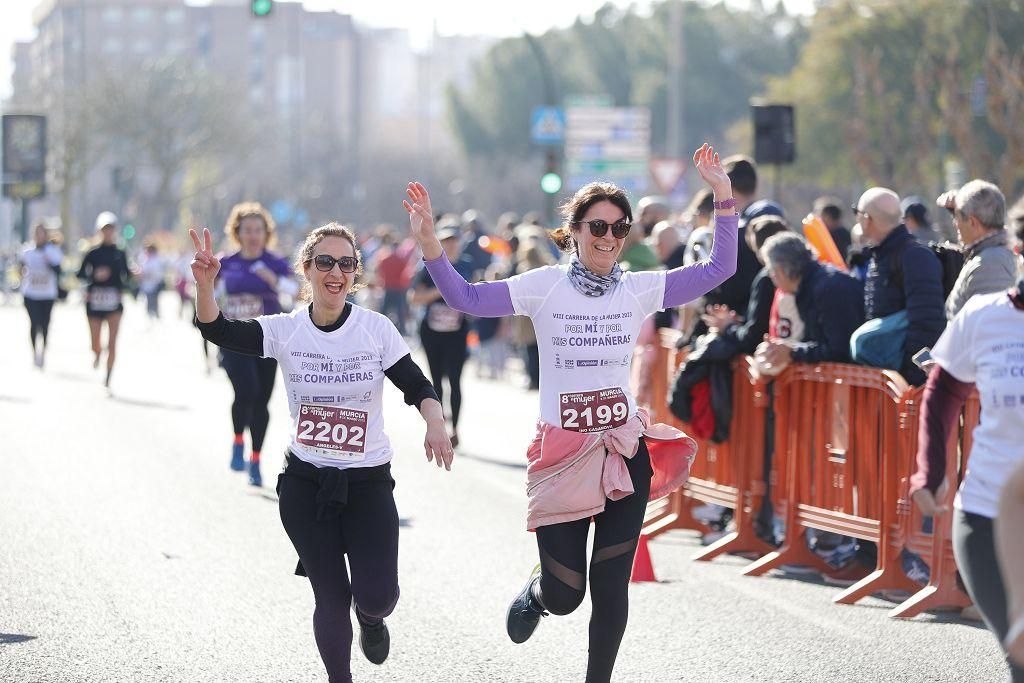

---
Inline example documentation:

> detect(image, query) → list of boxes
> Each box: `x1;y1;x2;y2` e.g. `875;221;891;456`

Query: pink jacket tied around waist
525;407;698;531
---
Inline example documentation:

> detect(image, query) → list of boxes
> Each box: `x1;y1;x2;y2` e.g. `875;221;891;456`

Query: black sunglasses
572;219;632;239
307;254;359;273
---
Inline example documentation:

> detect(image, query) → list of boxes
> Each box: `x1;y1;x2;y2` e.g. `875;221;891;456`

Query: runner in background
215;202;298;486
77;211;132;389
138;242;167;320
20;222;63;369
411;224;474;448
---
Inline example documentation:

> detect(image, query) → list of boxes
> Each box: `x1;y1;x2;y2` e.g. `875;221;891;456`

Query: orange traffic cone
630;534;657;583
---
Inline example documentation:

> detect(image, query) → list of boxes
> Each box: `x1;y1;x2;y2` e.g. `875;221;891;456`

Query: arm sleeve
909;365;974;495
422;255;515;317
663;213;739;308
384;354;440;408
195;312;265;356
76;252;91;280
900;247;947;384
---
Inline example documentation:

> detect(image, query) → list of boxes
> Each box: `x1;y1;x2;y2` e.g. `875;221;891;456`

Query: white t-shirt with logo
258;305;410;469
506;264;666;432
932;291;1024;518
21;243;63;300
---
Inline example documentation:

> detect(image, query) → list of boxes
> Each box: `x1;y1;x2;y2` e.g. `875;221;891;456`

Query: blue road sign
530;107;565;145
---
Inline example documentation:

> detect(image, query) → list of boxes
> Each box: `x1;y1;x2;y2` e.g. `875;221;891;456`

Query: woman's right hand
189;227;221;289
403;182;434;240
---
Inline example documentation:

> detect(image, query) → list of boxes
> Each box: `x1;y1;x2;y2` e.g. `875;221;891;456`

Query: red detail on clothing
688;380;716;440
376;248;413;289
909;365;973;495
768;288;784;337
250;450;261;464
233;434;245;445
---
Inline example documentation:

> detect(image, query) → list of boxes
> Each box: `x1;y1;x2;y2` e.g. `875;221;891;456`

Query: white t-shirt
258;304;411;469
506;264;666;431
21;243;62;300
932;291;1024;518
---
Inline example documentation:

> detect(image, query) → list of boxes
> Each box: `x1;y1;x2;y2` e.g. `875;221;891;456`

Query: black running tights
534;439;653;683
420;327;468;430
278;472;400;683
220;350;277;451
25;297;54;350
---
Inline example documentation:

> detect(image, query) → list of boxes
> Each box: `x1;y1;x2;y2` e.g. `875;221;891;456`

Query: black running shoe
506;564;546;644
357;612;390;665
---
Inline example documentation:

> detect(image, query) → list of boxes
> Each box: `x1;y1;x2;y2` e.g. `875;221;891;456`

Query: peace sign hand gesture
189;227;221;289
693;143;731;197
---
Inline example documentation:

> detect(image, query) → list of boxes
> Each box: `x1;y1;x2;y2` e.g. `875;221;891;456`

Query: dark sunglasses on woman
572;219;632;239
307;254;359;273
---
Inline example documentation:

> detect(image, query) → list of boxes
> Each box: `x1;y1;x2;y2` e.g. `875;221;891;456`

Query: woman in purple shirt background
215;202;298;486
404;144;738;682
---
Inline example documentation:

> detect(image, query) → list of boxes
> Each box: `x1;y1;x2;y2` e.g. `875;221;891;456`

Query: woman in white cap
76;211;132;388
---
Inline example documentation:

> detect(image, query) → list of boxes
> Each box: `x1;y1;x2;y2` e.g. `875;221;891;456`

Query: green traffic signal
122;224;136;240
540;172;562;195
251;0;272;17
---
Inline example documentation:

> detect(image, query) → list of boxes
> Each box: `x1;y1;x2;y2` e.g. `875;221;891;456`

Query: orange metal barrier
742;363;918;603
642;331;775;560
888;389;979;618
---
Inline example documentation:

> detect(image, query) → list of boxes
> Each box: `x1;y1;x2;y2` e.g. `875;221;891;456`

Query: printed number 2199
558;388;628;433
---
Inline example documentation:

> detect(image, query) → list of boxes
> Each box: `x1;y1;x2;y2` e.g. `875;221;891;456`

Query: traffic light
540;172;562;195
251;0;272;17
540;151;562;195
122;223;136;240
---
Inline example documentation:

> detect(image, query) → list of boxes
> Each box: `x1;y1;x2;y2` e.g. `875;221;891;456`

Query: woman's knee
539;580;585;616
352;584;400;619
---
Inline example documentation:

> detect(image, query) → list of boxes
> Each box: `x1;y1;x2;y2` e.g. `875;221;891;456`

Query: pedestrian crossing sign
531;107;565;145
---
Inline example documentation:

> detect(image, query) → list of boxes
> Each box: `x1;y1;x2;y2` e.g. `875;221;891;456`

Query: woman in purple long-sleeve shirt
404;144;738;683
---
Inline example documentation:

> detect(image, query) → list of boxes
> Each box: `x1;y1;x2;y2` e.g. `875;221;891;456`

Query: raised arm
405;181;514;317
189;227;223;324
422;255;515;317
663;144;738;308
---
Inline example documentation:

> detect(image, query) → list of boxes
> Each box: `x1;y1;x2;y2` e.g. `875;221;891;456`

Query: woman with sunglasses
404;143;737;682
215;202;297;486
191;222;453;683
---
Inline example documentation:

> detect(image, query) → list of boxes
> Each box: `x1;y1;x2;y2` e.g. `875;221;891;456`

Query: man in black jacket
756;233;865;371
857;187;945;386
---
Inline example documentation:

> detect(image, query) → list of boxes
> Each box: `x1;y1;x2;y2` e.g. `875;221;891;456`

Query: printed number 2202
297;420;365;451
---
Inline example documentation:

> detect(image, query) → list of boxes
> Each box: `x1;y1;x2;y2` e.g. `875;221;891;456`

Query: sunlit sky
0;0;816;98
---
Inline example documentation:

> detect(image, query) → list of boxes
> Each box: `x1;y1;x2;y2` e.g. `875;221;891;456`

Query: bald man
856;187;945;385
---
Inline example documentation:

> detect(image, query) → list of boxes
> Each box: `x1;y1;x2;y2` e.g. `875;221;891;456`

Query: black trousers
24;297;54;349
219;350;277;451
953;509;1024;682
534;440;653;683
419;324;468;430
278;456;400;683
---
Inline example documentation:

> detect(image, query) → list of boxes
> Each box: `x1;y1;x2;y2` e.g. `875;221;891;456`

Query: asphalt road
0;294;1009;682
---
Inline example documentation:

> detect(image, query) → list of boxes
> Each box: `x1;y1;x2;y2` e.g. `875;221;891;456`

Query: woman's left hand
693;143;731;196
423;419;453;471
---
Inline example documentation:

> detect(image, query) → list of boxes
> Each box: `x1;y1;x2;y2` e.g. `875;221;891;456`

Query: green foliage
446;1;807;160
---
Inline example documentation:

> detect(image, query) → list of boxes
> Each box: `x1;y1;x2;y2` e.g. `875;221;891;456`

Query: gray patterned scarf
568;255;623;297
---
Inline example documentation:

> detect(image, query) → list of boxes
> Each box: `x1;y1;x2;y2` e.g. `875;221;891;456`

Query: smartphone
912;347;934;370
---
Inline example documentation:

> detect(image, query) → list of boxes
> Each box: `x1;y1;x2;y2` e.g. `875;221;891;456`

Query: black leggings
534;439;653;683
220;350;277;451
953;509;1024;682
278;459;400;683
419;326;468;430
24;297;54;350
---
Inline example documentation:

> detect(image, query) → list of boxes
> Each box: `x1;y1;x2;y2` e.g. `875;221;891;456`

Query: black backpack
892;239;965;299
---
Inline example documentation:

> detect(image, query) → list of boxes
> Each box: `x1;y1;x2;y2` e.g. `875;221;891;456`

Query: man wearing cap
76;211;133;388
901;196;944;245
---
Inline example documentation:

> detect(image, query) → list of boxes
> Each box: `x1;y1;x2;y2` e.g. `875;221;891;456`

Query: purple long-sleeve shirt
423;212;739;316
